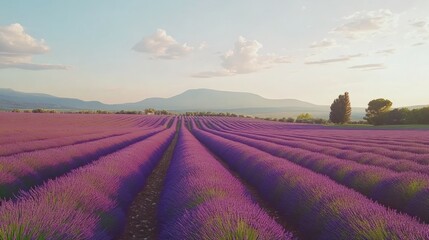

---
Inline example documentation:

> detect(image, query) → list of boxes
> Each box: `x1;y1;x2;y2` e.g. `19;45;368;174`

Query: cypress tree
343;92;351;123
329;98;341;123
329;92;351;124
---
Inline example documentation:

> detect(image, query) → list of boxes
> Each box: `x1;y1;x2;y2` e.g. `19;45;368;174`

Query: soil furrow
118;123;179;240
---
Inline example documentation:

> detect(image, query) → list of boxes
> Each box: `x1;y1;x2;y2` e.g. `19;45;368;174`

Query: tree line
364;99;429;125
4;95;428;125
328;93;429;125
7;108;174;115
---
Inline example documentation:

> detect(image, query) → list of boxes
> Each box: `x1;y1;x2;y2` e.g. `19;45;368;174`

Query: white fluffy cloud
0;23;68;70
310;38;337;49
193;36;288;78
332;9;397;39
0;23;49;54
133;29;193;59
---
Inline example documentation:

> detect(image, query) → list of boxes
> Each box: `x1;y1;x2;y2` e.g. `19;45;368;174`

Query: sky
0;0;428;107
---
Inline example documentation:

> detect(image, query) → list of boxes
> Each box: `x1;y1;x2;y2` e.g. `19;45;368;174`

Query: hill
0;88;106;110
118;88;317;110
0;88;369;119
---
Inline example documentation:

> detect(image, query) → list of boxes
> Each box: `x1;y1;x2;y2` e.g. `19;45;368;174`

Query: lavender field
1;112;429;239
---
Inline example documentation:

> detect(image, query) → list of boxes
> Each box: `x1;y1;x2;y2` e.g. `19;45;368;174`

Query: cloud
332;9;397;39
305;54;362;65
191;70;233;78
375;48;396;55
0;62;69;70
133;29;194;59
305;57;349;65
411;20;427;28
193;36;289;78
198;41;207;50
0;23;49;54
0;23;67;70
310;38;337;49
349;63;385;70
412;42;425;47
408;19;429;42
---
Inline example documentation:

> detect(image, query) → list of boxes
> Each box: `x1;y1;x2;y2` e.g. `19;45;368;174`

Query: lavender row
211;118;429;156
206;119;429;172
0;113;128;144
191;123;429;239
0;113;168;145
213;119;429;172
0;128;104;146
289;128;429;146
276;130;429;154
158;124;292;239
212;117;324;131
208;118;429;148
212;117;429;147
139;115;169;128
0;126;175;240
0;127;165;199
198;121;429;223
222;125;429;159
0;130;131;157
248;130;429;170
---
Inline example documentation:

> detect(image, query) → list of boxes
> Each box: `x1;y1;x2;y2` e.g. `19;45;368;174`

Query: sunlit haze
1;0;428;107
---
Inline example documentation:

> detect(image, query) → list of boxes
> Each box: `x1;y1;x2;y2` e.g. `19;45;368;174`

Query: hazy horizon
1;0;428;107
2;87;425;109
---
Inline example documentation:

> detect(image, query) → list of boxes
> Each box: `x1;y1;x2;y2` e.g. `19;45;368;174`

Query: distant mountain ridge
119;89;317;110
0;88;380;119
0;88;106;110
0;88;317;110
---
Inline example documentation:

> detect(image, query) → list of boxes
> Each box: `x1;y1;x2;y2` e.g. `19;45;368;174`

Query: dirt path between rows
118;125;179;240
189;125;302;239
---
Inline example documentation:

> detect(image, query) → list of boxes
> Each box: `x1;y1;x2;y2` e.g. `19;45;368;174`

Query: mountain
0;88;317;111
120;88;317;110
0;88;107;110
0;88;368;119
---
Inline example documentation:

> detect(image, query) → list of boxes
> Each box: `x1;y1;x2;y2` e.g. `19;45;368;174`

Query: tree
364;98;392;125
408;107;429;124
144;108;156;115
384;108;409;125
329;92;351;124
32;108;45;113
296;113;313;123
